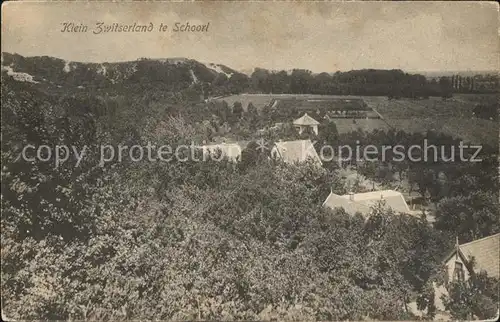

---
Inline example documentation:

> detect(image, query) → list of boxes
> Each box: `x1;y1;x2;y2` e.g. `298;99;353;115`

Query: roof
445;233;500;278
201;142;247;162
272;139;322;165
322;189;411;217
322;193;371;216
293;113;320;126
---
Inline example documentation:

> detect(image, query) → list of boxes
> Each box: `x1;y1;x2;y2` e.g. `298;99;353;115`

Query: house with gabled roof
443;233;500;281
322;189;417;218
270;139;322;166
293;113;320;135
433;233;500;312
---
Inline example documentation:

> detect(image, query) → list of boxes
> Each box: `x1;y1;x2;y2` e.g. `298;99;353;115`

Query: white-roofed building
270;139;322;166
293;113;320;135
200;142;248;162
322;189;415;218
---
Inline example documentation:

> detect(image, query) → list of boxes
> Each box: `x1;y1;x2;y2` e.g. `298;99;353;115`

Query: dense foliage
443;271;500;320
1;60;499;320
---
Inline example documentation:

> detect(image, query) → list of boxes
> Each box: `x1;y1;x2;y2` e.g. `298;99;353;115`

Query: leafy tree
212;73;228;87
318;121;339;144
250;68;272;93
439;77;453;99
434;191;500;241
290;69;313;94
239;141;268;171
261;104;271;124
217;100;231;123
247;102;257;116
443;271;499;320
232;101;244;120
243;102;259;131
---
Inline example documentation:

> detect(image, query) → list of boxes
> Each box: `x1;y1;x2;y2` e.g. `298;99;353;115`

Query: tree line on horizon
207;67;499;99
3;52;498;102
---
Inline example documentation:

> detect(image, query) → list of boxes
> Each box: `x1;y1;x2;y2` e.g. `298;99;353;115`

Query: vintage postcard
1;1;499;321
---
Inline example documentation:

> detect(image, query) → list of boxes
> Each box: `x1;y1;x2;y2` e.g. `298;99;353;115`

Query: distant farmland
374;94;498;146
214;94;498;146
332;119;390;134
385;117;497;147
215;94;373;111
373;95;496;119
214;94;275;111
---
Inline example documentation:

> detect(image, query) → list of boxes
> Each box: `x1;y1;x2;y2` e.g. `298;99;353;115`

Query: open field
216;93;374;111
216;93;497;117
373;94;498;119
215;94;498;146
387;117;497;147
323;116;496;146
215;94;275;110
372;94;498;146
333;118;390;134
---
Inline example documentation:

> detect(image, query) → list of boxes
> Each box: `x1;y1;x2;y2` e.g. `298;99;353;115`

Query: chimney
348;192;354;201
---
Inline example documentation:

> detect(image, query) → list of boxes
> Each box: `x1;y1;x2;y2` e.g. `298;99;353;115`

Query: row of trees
251;68;419;96
247;68;462;98
449;74;499;93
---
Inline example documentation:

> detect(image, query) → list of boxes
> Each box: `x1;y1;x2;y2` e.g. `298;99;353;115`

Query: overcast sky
2;1;498;73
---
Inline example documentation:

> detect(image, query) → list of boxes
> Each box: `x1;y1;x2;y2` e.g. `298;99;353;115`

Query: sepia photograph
1;1;499;320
